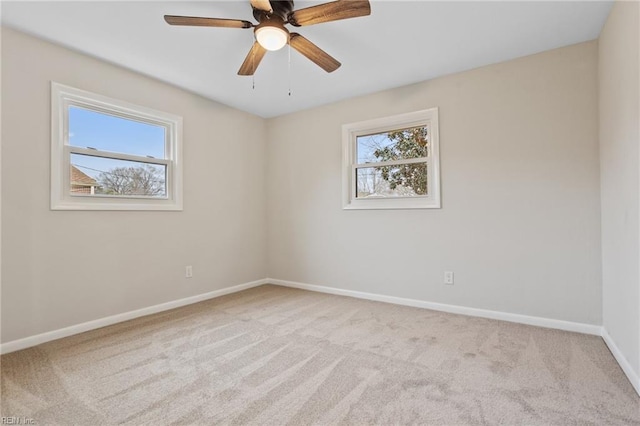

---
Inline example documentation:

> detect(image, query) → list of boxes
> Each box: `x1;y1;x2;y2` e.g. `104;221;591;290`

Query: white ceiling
1;1;612;118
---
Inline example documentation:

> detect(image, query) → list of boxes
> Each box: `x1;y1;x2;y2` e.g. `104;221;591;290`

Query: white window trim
51;82;183;211
342;108;441;210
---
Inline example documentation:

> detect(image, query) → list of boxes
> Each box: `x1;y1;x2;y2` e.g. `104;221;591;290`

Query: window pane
71;153;166;198
356;125;428;164
356;163;427;198
68;106;166;159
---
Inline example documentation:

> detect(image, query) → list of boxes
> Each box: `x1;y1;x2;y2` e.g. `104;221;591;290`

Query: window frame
342;108;441;210
51;82;183;211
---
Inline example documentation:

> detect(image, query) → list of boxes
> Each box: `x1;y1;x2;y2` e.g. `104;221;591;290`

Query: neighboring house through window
70;165;98;195
342;108;441;209
51;82;183;210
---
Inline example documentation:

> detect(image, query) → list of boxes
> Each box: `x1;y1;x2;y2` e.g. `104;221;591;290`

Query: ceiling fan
164;0;371;76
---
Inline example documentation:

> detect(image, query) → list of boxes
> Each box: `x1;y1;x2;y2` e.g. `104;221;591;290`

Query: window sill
51;198;183;211
343;198;441;210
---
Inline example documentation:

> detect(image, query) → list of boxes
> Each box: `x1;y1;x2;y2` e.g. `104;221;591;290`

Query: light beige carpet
1;284;639;425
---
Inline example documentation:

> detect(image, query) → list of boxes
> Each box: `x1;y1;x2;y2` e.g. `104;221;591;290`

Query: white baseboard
267;278;603;336
0;278;269;355
601;328;640;397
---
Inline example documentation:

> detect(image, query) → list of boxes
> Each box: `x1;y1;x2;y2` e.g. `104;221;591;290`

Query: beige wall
266;41;602;325
1;28;267;343
599;1;640;379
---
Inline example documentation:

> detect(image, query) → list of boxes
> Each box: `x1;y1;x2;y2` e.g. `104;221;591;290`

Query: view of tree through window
98;165;165;197
356;126;429;198
70;154;166;197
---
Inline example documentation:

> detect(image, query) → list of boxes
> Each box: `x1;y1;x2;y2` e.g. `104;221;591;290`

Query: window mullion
68;146;170;166
355;157;428;169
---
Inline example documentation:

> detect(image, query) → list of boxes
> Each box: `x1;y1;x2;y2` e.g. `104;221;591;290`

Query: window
342;108;440;209
51;82;183;210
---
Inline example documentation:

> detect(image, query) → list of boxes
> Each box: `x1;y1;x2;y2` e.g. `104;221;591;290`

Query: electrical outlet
444;271;454;285
185;265;193;278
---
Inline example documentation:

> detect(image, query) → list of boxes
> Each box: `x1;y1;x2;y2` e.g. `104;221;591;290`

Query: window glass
356;125;428;164
356;163;428;198
68;106;166;159
70;153;167;198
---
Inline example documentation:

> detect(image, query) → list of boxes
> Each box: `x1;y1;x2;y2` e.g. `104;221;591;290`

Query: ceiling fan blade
288;0;370;27
289;33;341;73
238;42;268;76
250;0;273;12
164;15;253;29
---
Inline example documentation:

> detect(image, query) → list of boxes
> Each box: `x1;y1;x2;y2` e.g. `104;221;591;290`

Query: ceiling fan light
255;24;288;51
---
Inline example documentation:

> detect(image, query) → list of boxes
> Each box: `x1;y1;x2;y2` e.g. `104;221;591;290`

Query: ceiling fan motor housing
252;0;294;22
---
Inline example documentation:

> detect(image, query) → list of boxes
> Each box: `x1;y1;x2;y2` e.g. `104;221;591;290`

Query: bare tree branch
97;165;165;196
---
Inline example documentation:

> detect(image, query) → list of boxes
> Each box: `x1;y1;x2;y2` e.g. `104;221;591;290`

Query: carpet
1;284;639;425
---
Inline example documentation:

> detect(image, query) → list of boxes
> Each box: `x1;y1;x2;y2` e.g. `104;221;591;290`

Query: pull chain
252;50;255;90
288;42;292;97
